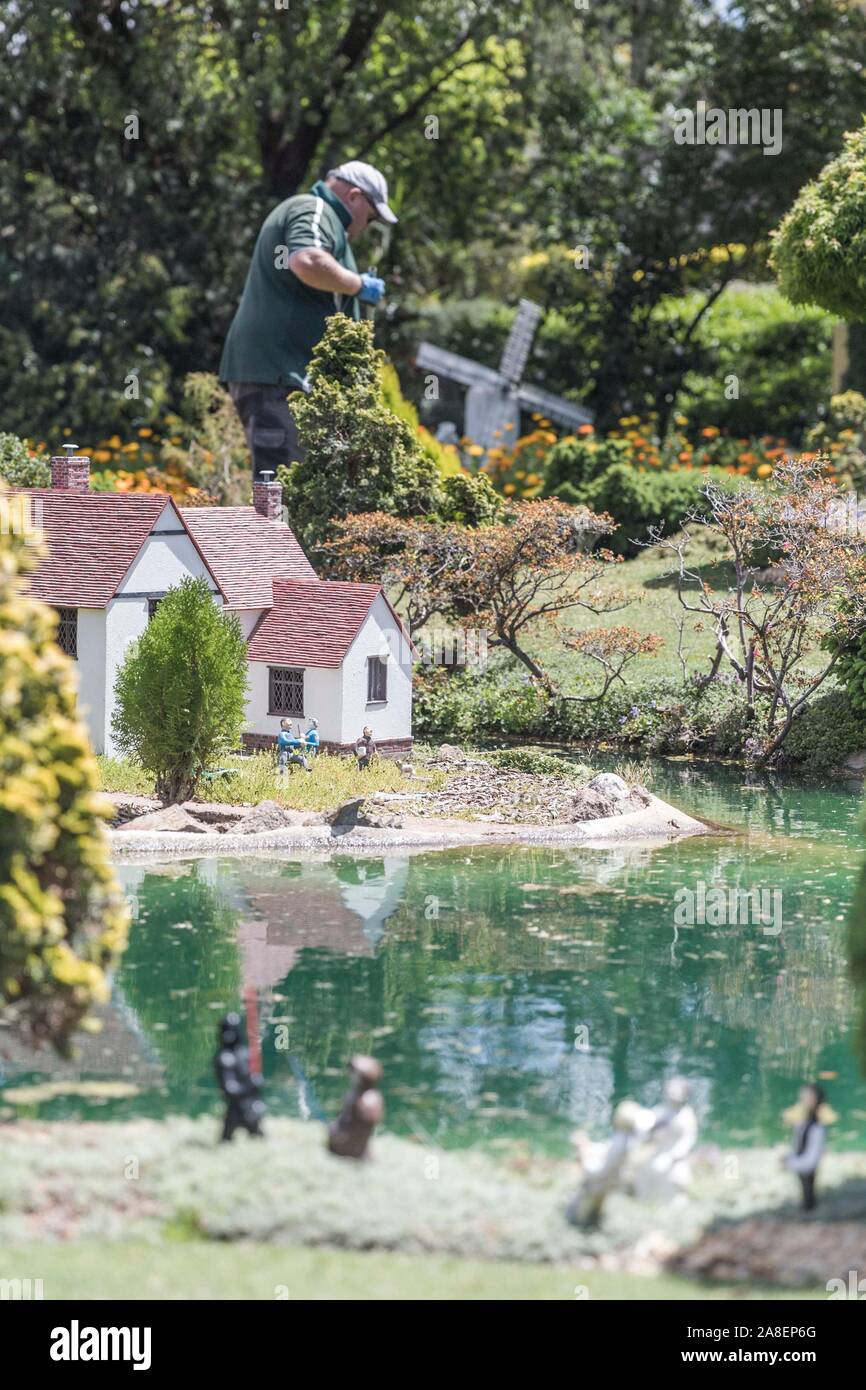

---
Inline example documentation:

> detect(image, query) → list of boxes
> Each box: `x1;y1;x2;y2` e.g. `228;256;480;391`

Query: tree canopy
3;0;864;440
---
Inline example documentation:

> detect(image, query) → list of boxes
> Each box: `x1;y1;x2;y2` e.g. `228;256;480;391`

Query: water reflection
1;761;862;1152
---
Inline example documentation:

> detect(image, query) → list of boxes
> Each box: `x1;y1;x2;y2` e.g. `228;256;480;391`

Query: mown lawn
1;1240;826;1301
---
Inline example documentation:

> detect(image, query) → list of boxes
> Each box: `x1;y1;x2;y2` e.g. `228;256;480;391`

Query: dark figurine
214;1012;266;1141
327;1055;384;1159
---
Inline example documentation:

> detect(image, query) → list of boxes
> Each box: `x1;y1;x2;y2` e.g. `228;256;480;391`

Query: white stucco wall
245;661;342;743
337;594;412;745
73;609;107;754
118;503;217;595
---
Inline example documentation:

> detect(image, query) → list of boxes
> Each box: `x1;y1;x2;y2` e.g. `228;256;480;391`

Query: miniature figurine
631;1076;698;1204
327;1054;384;1159
568;1099;655;1226
214;1012;266;1141
568;1076;698;1226
782;1082;835;1210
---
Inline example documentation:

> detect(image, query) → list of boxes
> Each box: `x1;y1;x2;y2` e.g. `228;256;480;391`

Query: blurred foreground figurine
782;1082;835;1210
214;1013;266;1141
568;1077;697;1226
327;1055;384;1159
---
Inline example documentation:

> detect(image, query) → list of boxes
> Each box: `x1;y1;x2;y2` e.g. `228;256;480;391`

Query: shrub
543;435;632;494
0;432;50;487
656;288;833;440
439;471;504;526
278;317;443;551
771;120;866;320
574;462;737;555
112;577;249;803
485;747;590;779
782;688;863;772
0;512;128;1053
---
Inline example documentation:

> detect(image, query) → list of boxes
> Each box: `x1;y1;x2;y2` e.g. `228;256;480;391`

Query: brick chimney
50;444;90;492
253;470;282;521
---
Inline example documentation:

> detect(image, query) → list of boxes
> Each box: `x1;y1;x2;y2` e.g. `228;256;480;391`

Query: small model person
783;1082;835;1210
277;717;310;773
327;1055;384;1160
214;1013;266;1142
304;717;320;758
355;726;376;770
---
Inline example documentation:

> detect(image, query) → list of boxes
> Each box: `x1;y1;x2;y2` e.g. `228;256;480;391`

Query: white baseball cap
328;161;398;224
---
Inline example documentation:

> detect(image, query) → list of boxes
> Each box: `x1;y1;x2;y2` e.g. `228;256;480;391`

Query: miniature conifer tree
112;576;248;804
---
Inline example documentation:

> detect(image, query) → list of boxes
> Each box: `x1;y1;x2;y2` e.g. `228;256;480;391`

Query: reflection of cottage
12;452;413;756
236;859;408;988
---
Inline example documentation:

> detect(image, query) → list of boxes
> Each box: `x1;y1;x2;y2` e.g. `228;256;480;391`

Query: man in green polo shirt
220;160;396;479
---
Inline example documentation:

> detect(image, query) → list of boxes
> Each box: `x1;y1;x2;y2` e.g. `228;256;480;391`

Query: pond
3;760;865;1153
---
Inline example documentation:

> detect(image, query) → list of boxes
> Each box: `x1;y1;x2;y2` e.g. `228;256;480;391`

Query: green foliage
0;433;50;488
112;578;249;803
782;689;864;772
771;121;866;320
439;471;504;526
562;462;736;556
544;436;632;494
414;663;763;760
832;630;866;714
485;747;591;780
158;375;250;504
0;514;127;1053
278;317;444;549
659;288;833;439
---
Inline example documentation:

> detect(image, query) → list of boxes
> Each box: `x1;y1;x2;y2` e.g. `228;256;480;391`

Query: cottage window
55;606;78;659
269;667;304;717
147;598;162;622
367;655;388;704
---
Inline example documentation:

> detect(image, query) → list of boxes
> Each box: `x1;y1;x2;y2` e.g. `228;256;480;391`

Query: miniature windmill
416;298;593;451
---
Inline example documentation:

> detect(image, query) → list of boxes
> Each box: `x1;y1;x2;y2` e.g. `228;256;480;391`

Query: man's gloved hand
358;272;386;305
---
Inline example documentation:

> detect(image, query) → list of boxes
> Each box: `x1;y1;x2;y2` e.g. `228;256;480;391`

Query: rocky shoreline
105;751;715;857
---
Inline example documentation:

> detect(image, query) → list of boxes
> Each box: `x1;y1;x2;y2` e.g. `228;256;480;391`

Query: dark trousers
799;1172;817;1210
228;381;306;480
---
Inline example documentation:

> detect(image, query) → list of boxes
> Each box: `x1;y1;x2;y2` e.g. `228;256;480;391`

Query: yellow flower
757;463;773;478
503;483;516;494
138;427;153;438
466;444;484;457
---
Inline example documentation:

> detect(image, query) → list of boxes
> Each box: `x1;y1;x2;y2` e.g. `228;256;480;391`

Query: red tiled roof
6;490;175;607
247;578;397;667
181;507;316;609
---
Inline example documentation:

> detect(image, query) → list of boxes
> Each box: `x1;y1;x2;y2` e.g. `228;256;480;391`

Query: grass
96;751;445;813
0;1240;826;1301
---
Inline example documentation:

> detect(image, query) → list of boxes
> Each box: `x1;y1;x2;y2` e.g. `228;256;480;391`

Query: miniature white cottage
13;451;413;757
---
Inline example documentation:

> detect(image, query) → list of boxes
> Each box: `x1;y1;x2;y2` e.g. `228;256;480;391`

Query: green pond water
4;760;866;1153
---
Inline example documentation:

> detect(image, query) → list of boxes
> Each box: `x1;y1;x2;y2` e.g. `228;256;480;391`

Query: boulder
103;793;162;826
236;800;323;833
116;804;209;834
327;797;367;828
844;750;866;773
436;743;465;762
587;772;630;800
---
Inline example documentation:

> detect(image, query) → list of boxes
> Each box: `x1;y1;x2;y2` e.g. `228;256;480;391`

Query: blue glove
358;273;386;305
